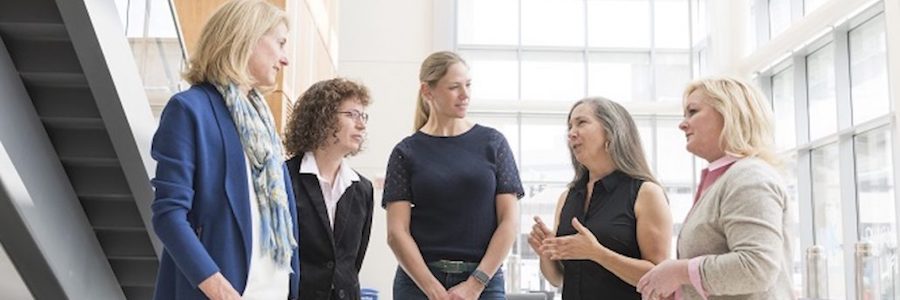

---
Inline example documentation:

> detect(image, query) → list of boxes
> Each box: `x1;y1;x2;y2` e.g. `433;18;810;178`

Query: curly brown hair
283;78;370;157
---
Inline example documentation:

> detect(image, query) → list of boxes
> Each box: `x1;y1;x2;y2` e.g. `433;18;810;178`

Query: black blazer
286;154;373;300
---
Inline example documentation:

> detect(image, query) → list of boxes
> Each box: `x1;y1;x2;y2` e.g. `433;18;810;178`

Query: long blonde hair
568;97;659;188
184;0;287;88
683;76;779;166
414;51;468;131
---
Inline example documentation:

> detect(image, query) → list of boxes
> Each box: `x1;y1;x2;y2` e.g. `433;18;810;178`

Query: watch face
472;270;490;286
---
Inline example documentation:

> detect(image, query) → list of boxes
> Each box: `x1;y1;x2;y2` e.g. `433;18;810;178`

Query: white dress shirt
299;151;360;228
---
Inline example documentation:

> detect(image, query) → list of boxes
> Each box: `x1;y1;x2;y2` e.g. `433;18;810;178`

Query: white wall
337;0;435;298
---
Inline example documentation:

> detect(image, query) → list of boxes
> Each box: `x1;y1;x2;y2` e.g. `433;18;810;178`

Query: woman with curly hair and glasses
284;78;374;300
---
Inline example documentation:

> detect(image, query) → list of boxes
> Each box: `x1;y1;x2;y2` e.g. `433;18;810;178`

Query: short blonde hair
683;76;778;165
184;0;287;88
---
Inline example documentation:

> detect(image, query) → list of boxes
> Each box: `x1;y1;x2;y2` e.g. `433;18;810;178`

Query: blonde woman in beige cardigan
636;77;794;300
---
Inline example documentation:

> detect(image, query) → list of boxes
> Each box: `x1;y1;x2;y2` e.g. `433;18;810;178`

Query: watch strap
470;269;490;287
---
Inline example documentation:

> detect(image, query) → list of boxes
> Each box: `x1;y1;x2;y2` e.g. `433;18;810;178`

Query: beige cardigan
677;158;795;300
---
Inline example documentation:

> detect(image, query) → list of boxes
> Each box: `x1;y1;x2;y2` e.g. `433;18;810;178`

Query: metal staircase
0;0;161;299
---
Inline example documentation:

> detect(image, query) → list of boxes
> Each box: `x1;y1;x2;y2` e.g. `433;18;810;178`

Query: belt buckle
442;260;465;274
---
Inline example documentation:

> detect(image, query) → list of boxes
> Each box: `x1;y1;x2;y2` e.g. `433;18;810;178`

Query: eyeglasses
338;110;369;124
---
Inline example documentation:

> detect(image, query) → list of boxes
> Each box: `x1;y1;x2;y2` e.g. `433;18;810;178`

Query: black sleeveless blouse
556;170;644;300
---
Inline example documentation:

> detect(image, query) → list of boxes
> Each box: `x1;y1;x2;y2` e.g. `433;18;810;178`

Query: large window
456;0;691;104
457;1;692;294
759;4;895;299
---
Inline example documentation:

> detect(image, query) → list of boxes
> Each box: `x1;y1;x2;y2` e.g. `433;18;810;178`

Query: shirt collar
575;170;624;193
708;154;740;171
598;170;625;192
299;151;360;183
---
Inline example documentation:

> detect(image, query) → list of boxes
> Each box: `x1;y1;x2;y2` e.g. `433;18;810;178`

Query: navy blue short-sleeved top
382;124;524;262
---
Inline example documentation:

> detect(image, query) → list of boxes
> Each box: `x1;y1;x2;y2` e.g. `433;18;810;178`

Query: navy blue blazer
150;83;300;300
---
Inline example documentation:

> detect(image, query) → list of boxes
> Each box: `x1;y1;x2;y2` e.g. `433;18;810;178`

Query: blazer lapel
203;84;252;264
299;174;335;246
332;182;360;244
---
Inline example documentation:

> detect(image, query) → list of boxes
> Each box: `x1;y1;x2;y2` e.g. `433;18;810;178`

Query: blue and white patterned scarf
216;83;296;270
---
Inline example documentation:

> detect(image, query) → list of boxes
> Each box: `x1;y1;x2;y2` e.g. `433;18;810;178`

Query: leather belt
427;259;479;274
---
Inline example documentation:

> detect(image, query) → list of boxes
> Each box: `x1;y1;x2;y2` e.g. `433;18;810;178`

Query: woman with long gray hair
528;97;672;299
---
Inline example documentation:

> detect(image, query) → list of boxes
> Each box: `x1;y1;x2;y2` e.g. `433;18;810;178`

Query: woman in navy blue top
383;51;524;300
527;98;672;299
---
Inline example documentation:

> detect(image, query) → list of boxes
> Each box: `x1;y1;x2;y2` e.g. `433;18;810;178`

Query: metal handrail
806;245;828;299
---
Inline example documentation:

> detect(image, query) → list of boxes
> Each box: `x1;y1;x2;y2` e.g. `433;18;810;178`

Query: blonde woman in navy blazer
150;1;299;299
284;78;374;300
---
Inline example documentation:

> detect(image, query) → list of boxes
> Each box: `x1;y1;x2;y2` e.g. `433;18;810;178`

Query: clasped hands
528;216;687;300
527;216;601;261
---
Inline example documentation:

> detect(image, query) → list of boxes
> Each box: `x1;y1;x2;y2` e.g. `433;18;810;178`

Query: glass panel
769;0;792;38
691;0;708;44
635;118;654;172
655;53;691;102
114;0;186;118
806;44;837;141
521;52;585;102
457;0;518;46
522;0;585;47
697;49;709;78
587;0;651;48
654;0;690;49
588;52;651;102
781;153;803;296
746;0;758;53
850;13;890;125
804;0;828;15
657;119;692;185
518;182;569;293
462;50;520;101
855;127;896;299
521;115;573;182
656;119;693;257
811;143;845;299
772;67;796;150
116;0;179;38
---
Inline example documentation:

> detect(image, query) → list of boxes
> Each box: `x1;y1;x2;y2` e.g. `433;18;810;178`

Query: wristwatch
470;269;491;287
